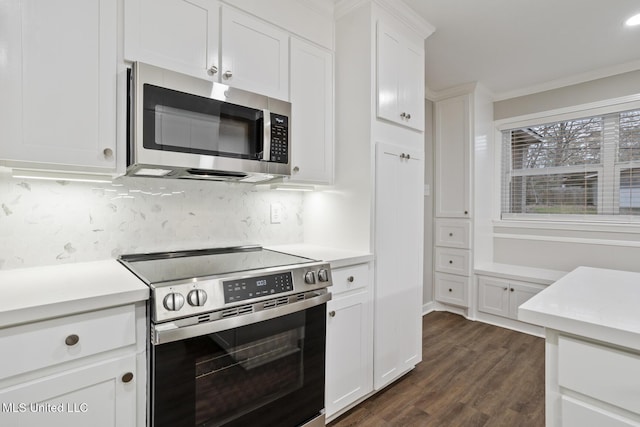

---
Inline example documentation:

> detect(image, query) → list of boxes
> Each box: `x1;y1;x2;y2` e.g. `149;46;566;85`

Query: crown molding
335;0;435;39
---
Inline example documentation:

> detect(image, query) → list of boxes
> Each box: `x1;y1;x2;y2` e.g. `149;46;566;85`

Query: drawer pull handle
65;334;79;346
122;372;134;383
329;311;336;318
504;287;508;291
448;288;452;292
449;260;453;264
449;233;453;237
347;276;354;283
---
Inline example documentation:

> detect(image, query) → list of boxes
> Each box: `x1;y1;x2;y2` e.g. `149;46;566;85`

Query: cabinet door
435;94;472;217
124;0;219;80
220;6;289;100
288;38;333;184
0;354;136;427
509;281;544;319
374;142;424;390
325;288;373;417
376;22;424;131
477;276;510;317
0;0;117;171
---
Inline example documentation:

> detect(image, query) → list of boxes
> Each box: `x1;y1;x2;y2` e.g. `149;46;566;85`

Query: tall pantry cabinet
334;0;434;394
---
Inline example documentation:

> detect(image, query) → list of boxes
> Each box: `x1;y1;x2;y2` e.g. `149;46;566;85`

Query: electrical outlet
270;203;282;224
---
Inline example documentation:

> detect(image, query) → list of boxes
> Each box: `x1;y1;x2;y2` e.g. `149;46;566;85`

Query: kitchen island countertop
518;266;640;351
0;260;149;328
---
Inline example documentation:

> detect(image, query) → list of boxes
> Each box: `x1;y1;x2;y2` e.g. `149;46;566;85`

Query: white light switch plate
270;203;282;224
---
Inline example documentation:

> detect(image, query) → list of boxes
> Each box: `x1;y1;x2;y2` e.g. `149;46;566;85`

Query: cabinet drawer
561;395;638;427
331;263;370;295
435;247;470;276
0;305;136;380
559;335;640;415
435;273;469;307
435;219;470;249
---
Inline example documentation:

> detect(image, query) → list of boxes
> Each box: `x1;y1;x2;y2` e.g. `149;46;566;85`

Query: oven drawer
0;305;136;380
331;263;370;295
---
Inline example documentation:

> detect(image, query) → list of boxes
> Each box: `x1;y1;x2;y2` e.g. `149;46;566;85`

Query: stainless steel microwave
126;62;291;183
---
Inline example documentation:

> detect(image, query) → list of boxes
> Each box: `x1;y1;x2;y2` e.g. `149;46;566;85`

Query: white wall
0;174;303;270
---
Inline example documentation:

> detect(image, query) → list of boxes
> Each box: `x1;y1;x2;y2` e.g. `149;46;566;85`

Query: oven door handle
152;292;331;345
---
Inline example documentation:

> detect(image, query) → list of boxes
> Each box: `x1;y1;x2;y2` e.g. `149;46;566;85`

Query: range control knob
163;292;185;311
304;271;316;284
317;269;329;282
187;289;208;307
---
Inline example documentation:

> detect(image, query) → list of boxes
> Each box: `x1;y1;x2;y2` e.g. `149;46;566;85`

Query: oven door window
143;84;265;160
151;304;326;427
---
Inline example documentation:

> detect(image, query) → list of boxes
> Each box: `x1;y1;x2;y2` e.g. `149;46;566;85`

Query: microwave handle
262;109;271;162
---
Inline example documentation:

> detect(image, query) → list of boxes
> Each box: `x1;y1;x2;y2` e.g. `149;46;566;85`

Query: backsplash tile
0;175;303;270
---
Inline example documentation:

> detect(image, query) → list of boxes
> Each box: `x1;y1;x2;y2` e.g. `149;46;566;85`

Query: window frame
495;95;640;225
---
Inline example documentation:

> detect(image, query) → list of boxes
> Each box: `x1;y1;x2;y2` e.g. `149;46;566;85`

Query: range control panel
223;272;293;303
149;262;333;323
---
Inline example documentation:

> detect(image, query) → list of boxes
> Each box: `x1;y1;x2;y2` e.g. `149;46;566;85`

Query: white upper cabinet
287;38;334;184
220;6;289;100
124;0;219;80
124;0;289;100
435;93;472;218
376;21;425;131
0;0;118;172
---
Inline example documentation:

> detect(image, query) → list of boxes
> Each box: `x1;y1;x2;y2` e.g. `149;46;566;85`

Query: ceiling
402;0;640;99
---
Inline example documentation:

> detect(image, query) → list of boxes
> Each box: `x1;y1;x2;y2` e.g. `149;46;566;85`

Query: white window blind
501;108;640;220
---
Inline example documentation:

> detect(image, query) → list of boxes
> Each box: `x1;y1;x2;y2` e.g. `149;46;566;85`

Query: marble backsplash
0;174;304;270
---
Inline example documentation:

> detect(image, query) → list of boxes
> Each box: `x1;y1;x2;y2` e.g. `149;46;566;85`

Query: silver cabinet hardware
207;65;218;76
223;70;233;79
65;334;79;346
347;276;354;283
328;310;336;317
293;166;300;173
102;148;113;159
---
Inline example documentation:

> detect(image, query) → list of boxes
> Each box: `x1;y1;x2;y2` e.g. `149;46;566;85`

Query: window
501;108;640;220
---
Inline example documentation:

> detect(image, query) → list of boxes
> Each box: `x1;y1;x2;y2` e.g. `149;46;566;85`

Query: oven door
150;303;326;427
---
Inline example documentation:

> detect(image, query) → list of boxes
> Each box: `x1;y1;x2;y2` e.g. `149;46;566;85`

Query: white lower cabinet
325;262;373;419
547;332;640;427
0;305;141;427
477;276;545;320
0;354;136;427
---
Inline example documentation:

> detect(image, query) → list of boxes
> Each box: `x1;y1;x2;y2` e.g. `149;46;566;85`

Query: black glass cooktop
119;246;315;284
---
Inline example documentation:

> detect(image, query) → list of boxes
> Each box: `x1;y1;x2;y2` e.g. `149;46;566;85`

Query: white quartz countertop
518;266;640;351
0;260;149;328
266;244;373;269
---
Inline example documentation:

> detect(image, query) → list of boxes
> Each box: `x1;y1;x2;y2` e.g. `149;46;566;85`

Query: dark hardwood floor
328;311;545;427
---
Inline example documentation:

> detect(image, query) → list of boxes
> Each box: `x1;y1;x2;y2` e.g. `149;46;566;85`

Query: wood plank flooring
328;311;545;427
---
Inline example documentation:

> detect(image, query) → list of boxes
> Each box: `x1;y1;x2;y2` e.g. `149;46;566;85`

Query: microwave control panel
270;113;288;163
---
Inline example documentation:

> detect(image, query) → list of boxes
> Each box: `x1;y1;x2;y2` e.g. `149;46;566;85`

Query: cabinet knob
448;288;452;292
464;210;469;215
347;276;354;283
121;372;134;383
449;232;454;237
293;166;300;173
329;310;336;317
503;287;508;291
65;334;79;346
449;260;453;264
510;288;514;292
406;113;411;120
207;65;218;75
223;70;233;79
400;112;407;119
102;148;113;160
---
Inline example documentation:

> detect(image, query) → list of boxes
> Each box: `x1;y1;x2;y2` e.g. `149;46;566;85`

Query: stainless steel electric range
119;245;332;427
